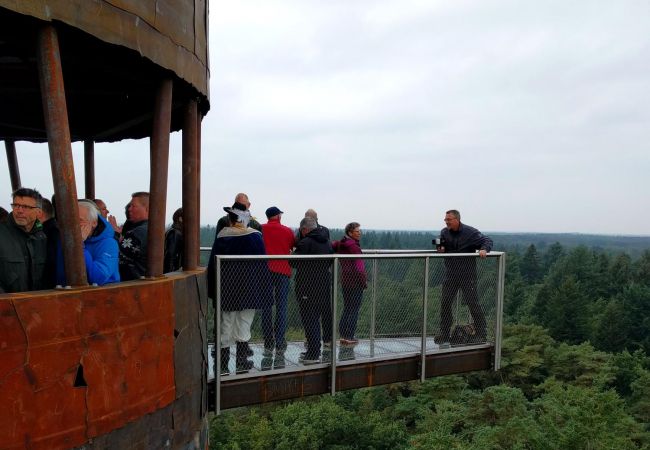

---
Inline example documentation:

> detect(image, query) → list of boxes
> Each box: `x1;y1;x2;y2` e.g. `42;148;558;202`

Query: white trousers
220;309;256;348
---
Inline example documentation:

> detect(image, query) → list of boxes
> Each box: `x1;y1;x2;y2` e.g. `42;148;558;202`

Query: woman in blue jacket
56;200;120;286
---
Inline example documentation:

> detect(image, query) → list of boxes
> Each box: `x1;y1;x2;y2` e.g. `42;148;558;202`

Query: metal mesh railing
206;251;505;386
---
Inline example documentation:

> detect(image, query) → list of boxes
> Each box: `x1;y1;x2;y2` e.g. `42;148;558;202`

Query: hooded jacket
332;235;367;289
0;214;47;293
57;215;120;286
292;227;333;298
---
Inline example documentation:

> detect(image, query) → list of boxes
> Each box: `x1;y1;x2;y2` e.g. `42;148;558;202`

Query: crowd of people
205;192;370;373
1;187;493;373
0;187;184;294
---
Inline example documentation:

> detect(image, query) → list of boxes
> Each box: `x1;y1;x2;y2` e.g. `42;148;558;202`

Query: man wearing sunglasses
0;188;47;293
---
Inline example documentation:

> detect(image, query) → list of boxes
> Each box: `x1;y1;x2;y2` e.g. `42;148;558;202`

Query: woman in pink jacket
332;222;367;345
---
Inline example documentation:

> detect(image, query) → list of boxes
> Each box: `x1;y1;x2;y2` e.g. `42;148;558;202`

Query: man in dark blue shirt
436;209;493;346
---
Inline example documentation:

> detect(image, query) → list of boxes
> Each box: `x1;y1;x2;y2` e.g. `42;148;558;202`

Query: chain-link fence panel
426;254;499;348
207;252;504;379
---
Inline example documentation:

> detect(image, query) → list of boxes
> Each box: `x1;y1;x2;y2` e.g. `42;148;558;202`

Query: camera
432;236;445;250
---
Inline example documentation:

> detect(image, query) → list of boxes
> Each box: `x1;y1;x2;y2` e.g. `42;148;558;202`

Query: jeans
339;287;364;339
296;291;332;359
261;273;289;349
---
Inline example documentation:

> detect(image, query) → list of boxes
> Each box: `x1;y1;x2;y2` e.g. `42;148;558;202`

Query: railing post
370;257;377;357
494;253;506;370
421;256;429;382
331;256;338;395
215;256;222;415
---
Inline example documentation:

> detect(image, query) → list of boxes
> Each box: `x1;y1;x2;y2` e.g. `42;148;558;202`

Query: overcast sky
2;0;649;235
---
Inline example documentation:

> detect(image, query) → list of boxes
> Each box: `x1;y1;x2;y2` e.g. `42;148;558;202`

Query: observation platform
208;339;493;411
206;251;505;413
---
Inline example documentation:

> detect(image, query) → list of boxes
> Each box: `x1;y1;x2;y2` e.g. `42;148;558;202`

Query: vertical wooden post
5;140;21;191
146;79;172;278
36;25;87;287
182;99;199;270
84;140;95;199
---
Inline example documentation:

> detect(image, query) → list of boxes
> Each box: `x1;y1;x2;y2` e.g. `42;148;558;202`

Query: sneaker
263;346;274;358
300;357;320;365
338;347;355;361
299;352;320;365
236;359;254;373
273;355;286;369
435;334;451;348
261;356;273;371
275;342;287;356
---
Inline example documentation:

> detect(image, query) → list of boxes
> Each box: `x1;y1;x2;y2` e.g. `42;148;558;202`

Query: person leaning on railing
436;209;493;346
332;222;367;346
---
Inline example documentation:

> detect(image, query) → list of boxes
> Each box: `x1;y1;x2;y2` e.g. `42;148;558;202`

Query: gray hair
79;199;100;224
300;216;317;232
304;209;318;220
446;209;461;221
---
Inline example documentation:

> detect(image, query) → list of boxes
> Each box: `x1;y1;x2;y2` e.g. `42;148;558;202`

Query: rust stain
0;281;177;449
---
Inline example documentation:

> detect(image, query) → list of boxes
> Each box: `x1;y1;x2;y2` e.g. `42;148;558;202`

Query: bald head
234;193;251;209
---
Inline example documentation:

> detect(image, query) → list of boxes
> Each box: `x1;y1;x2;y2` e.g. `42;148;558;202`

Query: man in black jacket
0;188;47;293
293;216;333;364
119;192;149;280
436;209;493;346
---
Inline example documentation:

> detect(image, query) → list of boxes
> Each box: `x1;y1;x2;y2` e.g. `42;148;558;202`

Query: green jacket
0;214;47;293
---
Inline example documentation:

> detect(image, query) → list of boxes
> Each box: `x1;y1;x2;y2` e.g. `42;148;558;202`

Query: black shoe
236;342;254;373
236;359;254;373
220;348;230;375
243;341;254;357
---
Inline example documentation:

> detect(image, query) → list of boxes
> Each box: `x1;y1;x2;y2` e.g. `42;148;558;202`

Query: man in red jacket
260;206;295;356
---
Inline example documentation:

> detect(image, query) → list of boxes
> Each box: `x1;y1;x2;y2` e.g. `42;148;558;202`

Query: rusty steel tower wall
0;2;209;449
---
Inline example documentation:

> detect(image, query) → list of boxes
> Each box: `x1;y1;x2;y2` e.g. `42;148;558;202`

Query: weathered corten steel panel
0;0;209;97
216;348;493;410
0;280;178;449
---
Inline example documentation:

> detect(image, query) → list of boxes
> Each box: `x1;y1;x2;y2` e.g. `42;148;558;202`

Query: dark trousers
440;277;486;340
296;291;332;359
261;273;289;349
339;287;364;339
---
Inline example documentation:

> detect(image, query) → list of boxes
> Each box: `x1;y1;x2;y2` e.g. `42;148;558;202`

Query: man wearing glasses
436;209;493;346
0;188;47;293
